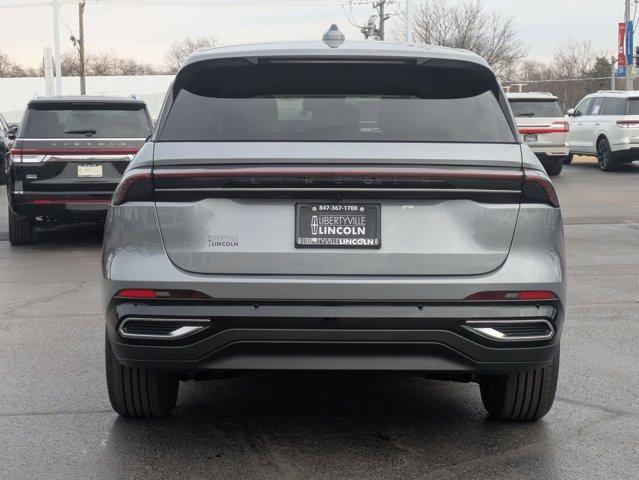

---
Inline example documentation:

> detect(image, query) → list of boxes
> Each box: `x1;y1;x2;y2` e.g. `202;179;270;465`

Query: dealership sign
618;22;627;76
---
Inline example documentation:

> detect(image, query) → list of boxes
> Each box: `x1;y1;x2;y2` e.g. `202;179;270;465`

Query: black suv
0;112;16;185
7;96;153;244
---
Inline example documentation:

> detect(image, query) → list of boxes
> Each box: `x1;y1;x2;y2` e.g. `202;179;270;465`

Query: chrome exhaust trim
464;320;555;342
118;318;210;340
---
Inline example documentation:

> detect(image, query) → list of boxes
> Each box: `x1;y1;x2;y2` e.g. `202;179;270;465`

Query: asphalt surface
0;157;637;480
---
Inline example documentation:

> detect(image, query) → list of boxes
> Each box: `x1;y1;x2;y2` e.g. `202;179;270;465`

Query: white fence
0;75;175;123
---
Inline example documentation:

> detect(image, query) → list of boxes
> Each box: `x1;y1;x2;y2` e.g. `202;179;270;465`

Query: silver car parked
103;37;566;421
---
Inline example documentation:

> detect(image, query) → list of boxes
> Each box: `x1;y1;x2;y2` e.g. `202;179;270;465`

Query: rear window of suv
158;58;515;143
23;103;151;139
627;99;639;115
509;99;563;118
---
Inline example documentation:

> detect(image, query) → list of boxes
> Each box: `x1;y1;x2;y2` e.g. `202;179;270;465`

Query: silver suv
103;38;566;421
567;90;639;171
507;92;568;176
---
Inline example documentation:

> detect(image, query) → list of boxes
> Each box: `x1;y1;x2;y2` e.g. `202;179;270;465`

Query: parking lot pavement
0;158;638;479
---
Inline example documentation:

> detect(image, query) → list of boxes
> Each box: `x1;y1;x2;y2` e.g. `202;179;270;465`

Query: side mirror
565;109;576;117
7;124;18;140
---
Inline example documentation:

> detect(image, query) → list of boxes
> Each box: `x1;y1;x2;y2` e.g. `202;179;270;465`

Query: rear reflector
114;289;211;300
522;169;560;208
465;291;558;301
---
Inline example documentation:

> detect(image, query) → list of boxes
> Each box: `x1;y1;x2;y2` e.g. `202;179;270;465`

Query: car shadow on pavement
27;223;104;246
101;374;557;478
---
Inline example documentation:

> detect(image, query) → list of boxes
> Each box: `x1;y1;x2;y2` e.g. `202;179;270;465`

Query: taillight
465;291;557;301
112;168;153;206
616;120;639;128
551;120;569;133
522;169;559;208
114;289;211;300
519;121;568;134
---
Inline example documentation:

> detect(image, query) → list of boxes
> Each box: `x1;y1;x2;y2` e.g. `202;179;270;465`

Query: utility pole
405;0;412;42
375;1;390;41
78;0;86;95
626;0;634;90
612;56;617;91
52;0;62;95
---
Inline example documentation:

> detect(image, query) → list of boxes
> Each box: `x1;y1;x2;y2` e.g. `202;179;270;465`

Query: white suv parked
507;92;568;176
567;90;639;171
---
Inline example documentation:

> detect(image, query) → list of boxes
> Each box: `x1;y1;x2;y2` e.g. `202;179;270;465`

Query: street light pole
52;0;62;95
405;0;412;42
78;0;86;95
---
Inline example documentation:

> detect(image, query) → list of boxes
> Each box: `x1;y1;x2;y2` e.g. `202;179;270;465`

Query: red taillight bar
112;168;153;206
523;169;560;208
465;291;558;301
616;120;639;128
153;166;524;181
519;121;569;135
13;147;139;155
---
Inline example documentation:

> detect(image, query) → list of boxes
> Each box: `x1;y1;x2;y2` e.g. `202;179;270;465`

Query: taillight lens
616;120;639;128
114;289;211;300
519;122;569;135
465;291;557;301
551;120;569;133
8;148;45;163
522;169;559;208
112;168;153;206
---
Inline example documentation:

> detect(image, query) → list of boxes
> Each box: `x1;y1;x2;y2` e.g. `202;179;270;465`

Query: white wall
0;75;175;123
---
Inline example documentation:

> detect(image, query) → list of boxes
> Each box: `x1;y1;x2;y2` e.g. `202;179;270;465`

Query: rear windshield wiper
64;129;97;136
517;113;536;117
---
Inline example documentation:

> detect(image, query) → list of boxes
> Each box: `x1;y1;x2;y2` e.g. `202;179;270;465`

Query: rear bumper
9;190;112;218
530;147;569;157
106;301;563;375
103;202;566;375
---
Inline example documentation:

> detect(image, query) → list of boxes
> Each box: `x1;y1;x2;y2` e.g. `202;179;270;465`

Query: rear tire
479;349;559;421
597;138;619;172
8;209;34;245
543;157;563;176
105;337;179;418
563;154;573;165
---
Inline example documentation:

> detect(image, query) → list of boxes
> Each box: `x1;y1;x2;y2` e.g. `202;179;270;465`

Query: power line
0;0;368;7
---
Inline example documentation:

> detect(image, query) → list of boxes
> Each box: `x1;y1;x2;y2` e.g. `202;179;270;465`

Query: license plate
77;164;103;178
295;203;381;249
523;134;538;143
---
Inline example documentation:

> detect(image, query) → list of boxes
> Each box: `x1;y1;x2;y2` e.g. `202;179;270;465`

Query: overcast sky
0;0;623;68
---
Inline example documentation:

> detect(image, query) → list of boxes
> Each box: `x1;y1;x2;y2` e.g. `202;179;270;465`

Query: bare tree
0;50;39;77
548;40;599;80
403;0;527;78
508;41;609;110
164;36;218;74
61;50;162;76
